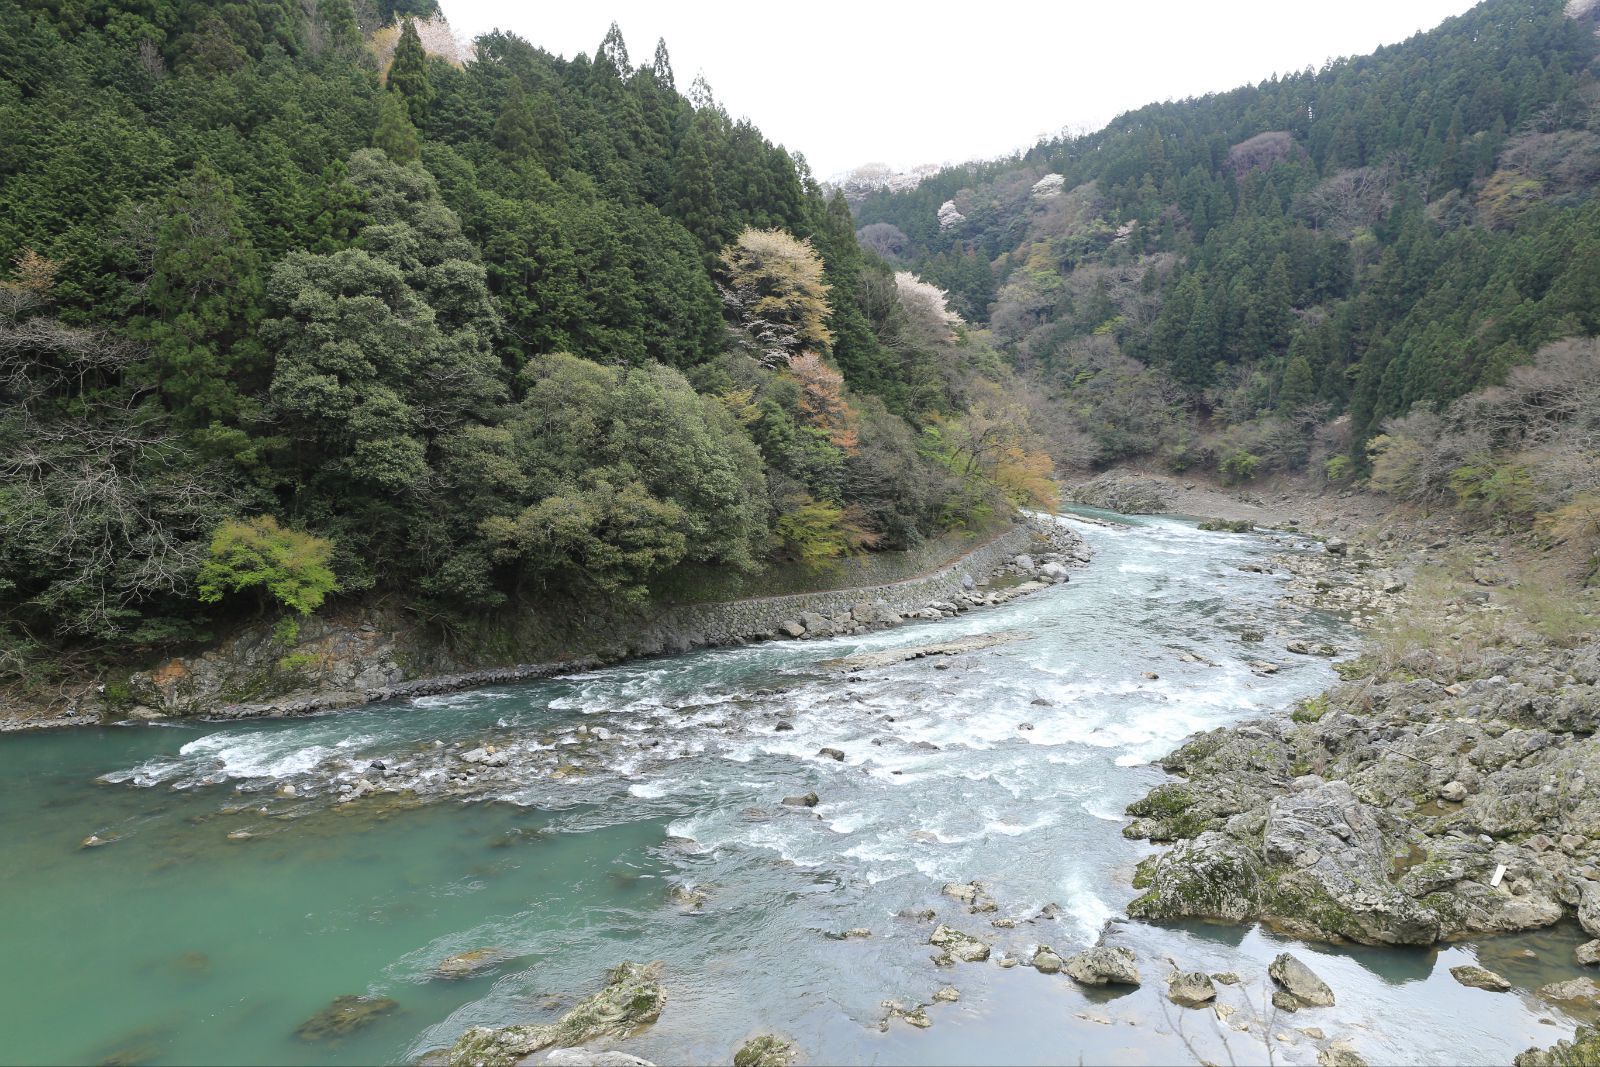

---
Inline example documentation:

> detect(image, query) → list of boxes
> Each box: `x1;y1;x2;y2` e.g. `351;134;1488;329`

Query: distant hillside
858;0;1600;478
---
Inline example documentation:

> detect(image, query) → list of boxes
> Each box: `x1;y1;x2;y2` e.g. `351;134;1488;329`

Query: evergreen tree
387;19;432;127
671;119;724;254
374;93;420;162
141;162;265;425
651;38;675;91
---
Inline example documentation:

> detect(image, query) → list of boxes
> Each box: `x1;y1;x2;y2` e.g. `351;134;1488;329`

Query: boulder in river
445;961;664;1067
732;1034;795;1067
1165;971;1217;1007
1576;940;1600;966
1064;946;1140;986
928;925;990;963
294;995;398;1041
1538;977;1600;1005
780;792;818;808
1449;964;1511;991
1031;946;1063;974
941;881;982;905
932;986;960;1002
1269;952;1335;1007
817;747;845;762
1317;1041;1368;1067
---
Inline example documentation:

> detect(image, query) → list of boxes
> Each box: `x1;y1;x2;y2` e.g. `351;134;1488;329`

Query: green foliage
855;0;1600;480
1218;449;1262;484
0;1;1048;671
774;498;853;568
198;516;339;615
1291;694;1330;724
386;19;432;127
1448;461;1538;523
1324;455;1355;483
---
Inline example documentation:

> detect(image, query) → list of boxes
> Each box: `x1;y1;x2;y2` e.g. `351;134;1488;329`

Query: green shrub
1448;462;1538;524
198;516;339;616
1324;455;1355;483
1219;449;1262;484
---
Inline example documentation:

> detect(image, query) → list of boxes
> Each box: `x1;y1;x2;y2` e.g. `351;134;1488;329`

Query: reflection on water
0;513;1588;1066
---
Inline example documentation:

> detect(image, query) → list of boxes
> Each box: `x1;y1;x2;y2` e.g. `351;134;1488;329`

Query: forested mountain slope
0;1;1055;680
857;0;1600;481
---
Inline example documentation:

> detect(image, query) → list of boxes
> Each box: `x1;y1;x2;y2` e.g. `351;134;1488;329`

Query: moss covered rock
444;961;664;1067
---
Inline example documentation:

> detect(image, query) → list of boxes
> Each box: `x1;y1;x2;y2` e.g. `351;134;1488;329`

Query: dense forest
0;0;1056;673
857;0;1600;485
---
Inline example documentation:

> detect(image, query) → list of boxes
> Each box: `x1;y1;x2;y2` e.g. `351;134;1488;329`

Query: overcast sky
445;0;1479;178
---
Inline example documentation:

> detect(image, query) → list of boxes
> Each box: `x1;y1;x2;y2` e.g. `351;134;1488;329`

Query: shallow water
0;512;1588;1066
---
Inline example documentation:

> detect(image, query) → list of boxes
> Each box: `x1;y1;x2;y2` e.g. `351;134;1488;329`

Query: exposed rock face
1124;625;1600;945
445;961;664;1067
1068;474;1171;514
1269;953;1335;1007
1064;946;1141;986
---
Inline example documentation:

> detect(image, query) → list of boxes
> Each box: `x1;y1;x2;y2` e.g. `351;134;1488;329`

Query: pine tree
651;38;674;91
387;19;432;127
596;22;630;79
671;119;723;254
374;92;420;162
142;162;265;424
493;84;540;162
1277;354;1315;416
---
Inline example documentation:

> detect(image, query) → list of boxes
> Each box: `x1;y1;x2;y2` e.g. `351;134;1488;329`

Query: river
0;511;1585;1066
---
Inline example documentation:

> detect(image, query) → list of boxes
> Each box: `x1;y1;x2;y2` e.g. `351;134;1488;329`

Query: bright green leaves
198;515;339;616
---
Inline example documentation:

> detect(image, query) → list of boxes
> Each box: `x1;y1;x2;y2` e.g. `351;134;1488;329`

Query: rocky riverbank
2;514;1088;731
1119;501;1600;1061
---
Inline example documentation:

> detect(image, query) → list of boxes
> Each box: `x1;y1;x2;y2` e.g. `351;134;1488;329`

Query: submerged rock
1064;946;1141;986
444;961;665;1067
1269;953;1335;1007
294;995;398;1041
732;1034;795;1067
1449;964;1511;991
434;947;509;981
932;986;960;1002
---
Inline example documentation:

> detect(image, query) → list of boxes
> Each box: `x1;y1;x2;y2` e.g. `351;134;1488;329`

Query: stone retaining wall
55;515;1082;728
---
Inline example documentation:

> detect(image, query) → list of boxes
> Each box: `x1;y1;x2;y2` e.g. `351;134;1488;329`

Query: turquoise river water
0;512;1589;1066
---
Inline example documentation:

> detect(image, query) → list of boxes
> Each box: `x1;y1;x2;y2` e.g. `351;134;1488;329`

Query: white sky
445;0;1480;178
